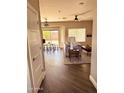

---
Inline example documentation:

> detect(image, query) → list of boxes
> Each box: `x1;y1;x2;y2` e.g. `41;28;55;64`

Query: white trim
89;75;97;89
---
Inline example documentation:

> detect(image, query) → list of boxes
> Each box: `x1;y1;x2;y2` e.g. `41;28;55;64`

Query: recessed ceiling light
58;10;61;13
79;2;84;5
58;17;67;20
62;17;67;19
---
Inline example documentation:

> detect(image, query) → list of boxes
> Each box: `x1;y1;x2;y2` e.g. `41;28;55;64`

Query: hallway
39;50;97;93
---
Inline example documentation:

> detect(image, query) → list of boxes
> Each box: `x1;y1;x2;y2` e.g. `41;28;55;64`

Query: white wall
90;9;97;88
60;26;65;48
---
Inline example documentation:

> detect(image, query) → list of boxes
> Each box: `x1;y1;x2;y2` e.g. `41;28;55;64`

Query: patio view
43;30;59;45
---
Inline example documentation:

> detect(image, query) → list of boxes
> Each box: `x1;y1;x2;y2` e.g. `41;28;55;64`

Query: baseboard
89;75;97;89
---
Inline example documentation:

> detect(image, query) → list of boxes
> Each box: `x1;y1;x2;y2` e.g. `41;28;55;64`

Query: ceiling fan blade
77;10;91;16
42;17;47;20
70;10;91;16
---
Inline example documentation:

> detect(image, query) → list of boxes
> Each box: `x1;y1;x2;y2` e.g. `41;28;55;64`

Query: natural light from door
43;31;59;45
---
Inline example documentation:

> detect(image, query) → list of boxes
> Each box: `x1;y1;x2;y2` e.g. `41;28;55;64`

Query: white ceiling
39;0;96;22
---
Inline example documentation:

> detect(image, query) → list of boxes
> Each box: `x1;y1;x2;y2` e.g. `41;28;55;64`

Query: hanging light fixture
74;15;78;21
44;18;49;27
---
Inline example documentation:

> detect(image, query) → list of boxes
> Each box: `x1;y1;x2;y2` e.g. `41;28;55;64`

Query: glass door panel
43;30;59;45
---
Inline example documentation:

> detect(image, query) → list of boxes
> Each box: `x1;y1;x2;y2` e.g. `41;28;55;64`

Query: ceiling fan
74;15;78;21
43;18;49;26
72;10;91;21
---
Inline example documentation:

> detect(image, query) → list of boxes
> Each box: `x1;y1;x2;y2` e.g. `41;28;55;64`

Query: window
68;28;86;42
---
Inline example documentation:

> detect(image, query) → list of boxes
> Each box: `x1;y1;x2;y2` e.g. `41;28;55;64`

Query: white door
27;3;45;93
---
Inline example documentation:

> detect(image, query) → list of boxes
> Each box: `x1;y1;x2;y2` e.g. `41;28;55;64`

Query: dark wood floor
39;50;97;93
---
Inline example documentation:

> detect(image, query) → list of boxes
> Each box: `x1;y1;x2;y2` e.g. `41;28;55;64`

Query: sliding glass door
43;30;59;45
